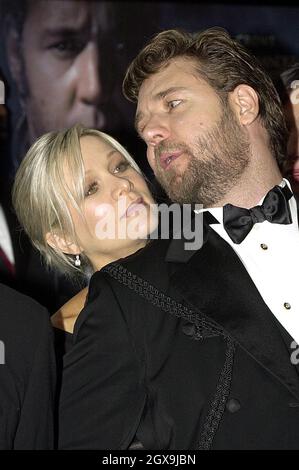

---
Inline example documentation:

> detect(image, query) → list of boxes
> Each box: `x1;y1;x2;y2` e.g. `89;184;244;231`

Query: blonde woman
13;124;158;337
13;123;161;449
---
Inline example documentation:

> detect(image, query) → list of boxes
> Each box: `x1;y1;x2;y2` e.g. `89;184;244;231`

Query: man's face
14;0;116;142
136;57;250;207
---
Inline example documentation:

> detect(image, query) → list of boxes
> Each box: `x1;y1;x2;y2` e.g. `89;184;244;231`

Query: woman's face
65;135;157;270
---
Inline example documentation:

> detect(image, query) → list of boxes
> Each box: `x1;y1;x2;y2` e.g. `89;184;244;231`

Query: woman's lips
125;197;145;218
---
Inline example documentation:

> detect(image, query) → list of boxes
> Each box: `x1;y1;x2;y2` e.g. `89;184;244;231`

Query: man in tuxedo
0;282;55;448
58;28;299;449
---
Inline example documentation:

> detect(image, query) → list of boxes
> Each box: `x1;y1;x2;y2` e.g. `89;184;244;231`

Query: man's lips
159;151;184;170
293;169;299;182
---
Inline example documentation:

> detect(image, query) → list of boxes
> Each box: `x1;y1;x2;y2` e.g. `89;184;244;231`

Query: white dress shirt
195;179;299;344
0;205;15;265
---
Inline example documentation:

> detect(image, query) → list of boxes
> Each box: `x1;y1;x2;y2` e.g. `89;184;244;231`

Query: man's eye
85;182;99;197
168;99;182;109
50;39;86;57
113;161;130;173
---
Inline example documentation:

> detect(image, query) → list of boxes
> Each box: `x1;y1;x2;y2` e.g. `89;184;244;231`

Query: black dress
53;327;73;449
56;226;299;449
54;327;73;357
53;327;73;403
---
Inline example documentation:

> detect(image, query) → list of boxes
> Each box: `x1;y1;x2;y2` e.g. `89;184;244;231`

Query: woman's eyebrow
84;150;119;175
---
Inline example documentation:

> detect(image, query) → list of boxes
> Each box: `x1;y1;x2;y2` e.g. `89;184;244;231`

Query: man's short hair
123;27;288;167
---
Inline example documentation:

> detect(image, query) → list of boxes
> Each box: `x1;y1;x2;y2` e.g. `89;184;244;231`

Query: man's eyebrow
42;26;87;38
154;86;187;101
135;86;187;133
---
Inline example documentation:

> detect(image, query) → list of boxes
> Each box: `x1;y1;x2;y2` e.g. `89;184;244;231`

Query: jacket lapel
167;212;299;401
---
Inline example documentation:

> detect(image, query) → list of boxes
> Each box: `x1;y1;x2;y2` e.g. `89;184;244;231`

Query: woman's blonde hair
12;124;142;277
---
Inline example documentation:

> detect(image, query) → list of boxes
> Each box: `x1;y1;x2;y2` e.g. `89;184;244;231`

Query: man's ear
46;232;82;256
229;84;259;126
5;21;25;94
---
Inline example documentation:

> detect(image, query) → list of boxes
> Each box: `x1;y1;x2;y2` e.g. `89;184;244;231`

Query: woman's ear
229;84;259;126
46;232;82;255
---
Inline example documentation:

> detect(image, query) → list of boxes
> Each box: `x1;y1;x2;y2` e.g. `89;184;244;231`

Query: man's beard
154;103;251;207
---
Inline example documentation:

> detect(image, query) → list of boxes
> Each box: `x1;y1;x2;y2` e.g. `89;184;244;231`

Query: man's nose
76;42;102;105
142;115;170;146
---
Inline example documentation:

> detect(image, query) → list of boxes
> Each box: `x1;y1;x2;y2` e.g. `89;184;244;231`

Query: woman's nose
111;177;133;200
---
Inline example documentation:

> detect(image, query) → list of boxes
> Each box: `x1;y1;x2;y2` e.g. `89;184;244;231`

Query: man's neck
211;159;283;209
217;177;282;209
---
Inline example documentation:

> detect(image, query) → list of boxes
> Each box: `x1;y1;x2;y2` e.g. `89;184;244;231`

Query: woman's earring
74;254;81;267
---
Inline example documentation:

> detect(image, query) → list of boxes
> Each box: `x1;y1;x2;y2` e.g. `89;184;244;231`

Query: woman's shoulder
51;287;88;334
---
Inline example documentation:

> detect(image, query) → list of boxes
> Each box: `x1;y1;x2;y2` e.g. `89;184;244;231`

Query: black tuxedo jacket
58;196;299;450
0;283;56;449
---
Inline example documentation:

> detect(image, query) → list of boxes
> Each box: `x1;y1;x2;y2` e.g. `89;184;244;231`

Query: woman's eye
168;99;182;109
85;182;98;197
113;161;130;173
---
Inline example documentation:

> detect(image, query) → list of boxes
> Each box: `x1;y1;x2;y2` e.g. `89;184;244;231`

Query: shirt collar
194;178;293;226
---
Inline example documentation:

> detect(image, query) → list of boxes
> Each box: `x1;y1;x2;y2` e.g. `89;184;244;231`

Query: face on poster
4;1;125;141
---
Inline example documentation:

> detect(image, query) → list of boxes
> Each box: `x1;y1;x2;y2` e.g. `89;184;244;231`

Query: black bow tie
223;185;293;244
